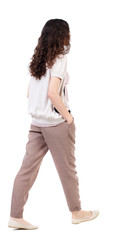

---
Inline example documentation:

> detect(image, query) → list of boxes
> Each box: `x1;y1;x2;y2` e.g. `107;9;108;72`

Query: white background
0;0;129;239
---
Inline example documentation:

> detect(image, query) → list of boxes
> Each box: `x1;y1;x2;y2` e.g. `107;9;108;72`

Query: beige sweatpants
10;118;81;218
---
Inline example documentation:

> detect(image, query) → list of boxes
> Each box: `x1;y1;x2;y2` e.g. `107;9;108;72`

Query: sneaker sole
8;225;38;230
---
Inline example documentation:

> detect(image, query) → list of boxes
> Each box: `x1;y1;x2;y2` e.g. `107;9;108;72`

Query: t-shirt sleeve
50;55;67;80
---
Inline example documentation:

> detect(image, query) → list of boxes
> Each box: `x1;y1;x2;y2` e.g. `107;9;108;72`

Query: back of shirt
27;54;71;127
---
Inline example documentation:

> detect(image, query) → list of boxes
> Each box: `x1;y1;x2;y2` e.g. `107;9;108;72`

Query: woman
8;19;99;230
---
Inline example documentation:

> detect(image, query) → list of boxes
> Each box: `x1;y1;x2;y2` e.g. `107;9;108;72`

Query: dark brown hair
29;19;71;80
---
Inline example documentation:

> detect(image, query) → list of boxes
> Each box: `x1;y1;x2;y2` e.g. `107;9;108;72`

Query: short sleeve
50;54;67;80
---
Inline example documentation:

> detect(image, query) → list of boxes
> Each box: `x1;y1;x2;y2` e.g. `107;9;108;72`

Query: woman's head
29;19;71;80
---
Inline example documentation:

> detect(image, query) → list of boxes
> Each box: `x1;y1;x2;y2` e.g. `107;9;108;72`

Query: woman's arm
48;76;73;123
27;82;30;98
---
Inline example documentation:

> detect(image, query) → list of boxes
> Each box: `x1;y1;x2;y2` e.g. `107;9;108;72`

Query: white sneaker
72;210;99;224
8;219;38;230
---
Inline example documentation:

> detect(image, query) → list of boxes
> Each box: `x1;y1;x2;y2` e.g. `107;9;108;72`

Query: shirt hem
31;118;66;127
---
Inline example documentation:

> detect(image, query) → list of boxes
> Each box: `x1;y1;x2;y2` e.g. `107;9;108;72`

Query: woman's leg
41;119;81;212
10;124;49;218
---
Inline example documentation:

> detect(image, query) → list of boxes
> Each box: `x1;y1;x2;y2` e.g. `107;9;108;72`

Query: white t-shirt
27;54;71;127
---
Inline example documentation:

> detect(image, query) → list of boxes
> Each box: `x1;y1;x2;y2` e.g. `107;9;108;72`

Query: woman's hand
67;115;74;124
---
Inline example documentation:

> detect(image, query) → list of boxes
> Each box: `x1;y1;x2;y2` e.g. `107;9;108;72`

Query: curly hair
29;19;71;80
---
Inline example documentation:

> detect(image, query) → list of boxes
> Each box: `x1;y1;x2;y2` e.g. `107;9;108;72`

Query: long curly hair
29;19;71;80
